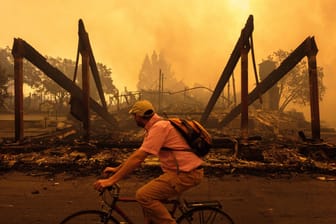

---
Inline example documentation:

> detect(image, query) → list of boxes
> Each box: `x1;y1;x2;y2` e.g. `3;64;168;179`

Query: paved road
0;171;336;224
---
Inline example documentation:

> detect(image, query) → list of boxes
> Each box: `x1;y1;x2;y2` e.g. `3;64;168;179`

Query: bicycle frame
105;197;136;224
101;185;189;224
60;184;233;224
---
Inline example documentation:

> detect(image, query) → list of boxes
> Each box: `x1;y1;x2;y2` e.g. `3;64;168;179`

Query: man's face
133;114;146;128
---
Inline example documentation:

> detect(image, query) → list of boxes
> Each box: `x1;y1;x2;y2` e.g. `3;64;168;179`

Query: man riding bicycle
94;100;204;224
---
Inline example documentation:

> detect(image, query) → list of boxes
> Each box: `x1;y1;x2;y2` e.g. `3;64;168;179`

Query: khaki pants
135;169;203;224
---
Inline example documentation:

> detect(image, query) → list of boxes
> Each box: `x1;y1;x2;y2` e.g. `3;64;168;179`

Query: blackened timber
307;37;320;140
12;46;24;141
12;38;118;126
78;19;107;109
241;45;249;141
80;42;91;140
200;15;254;125
219;37;320;140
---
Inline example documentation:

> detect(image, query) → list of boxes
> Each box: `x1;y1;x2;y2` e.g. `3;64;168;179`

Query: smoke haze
1;0;336;127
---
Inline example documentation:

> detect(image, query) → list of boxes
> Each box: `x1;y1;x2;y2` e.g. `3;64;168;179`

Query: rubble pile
1;128;335;176
1;111;336;176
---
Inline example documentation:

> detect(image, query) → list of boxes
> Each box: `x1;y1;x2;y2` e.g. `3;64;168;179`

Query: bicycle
59;183;234;224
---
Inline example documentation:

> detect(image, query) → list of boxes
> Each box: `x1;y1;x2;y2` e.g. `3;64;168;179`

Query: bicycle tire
59;210;120;224
177;206;234;224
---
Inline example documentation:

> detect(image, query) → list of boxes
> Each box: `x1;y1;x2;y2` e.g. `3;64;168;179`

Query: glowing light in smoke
227;0;251;13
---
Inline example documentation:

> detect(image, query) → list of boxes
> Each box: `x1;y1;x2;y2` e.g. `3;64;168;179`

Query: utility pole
158;69;163;112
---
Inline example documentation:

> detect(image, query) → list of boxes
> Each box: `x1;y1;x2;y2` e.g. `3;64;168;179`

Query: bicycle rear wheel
177;206;234;224
59;210;119;224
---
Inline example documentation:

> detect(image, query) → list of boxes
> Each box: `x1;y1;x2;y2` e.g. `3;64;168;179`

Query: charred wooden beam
12;40;24;141
220;36;321;141
306;37;320;140
79;34;91;140
78;19;107;109
11;38;118;129
241;43;249;141
200;15;254;125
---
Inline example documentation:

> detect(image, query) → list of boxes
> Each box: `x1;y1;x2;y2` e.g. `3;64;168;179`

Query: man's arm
94;149;149;190
103;164;122;176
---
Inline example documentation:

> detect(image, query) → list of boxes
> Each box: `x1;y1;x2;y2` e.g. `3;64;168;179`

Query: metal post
158;69;162;112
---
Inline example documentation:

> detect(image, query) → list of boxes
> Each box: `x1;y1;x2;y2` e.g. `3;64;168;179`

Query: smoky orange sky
1;0;336;127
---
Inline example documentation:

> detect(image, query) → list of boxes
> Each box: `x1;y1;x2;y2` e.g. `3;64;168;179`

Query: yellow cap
129;100;155;117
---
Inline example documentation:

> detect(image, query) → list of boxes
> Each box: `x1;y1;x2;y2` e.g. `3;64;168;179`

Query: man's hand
93;150;148;192
93;178;114;192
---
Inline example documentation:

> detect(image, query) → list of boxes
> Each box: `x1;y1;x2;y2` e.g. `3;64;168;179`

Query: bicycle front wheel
177;206;234;224
59;210;119;224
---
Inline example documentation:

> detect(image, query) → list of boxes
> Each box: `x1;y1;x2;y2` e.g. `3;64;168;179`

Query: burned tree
266;49;325;112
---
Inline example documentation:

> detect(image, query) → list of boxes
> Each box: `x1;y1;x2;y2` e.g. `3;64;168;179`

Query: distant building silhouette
259;60;279;111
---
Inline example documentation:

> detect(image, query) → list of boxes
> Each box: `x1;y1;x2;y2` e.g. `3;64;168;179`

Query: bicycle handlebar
100;183;121;196
99;183;121;208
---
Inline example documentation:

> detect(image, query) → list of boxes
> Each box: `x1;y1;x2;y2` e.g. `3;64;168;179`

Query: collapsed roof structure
2;15;335;174
11;15;321;143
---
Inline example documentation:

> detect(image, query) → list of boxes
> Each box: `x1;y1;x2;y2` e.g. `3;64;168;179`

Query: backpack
168;118;212;157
